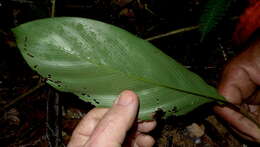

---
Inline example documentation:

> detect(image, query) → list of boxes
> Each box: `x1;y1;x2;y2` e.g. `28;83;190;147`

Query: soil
0;0;258;146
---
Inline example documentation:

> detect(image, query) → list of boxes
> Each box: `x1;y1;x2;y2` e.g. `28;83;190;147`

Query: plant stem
51;0;56;17
145;25;199;41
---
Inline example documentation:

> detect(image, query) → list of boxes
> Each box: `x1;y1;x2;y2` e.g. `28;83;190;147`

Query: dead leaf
186;123;205;138
232;1;260;44
119;8;135;17
112;0;133;7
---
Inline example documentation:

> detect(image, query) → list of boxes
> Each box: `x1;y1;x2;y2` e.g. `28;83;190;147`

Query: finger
137;120;157;133
218;64;256;104
85;90;139;147
214;106;260;142
246;89;260;105
134;133;155;147
68;108;108;147
231;126;259;142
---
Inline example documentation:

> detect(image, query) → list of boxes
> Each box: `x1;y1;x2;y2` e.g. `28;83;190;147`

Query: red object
232;1;260;45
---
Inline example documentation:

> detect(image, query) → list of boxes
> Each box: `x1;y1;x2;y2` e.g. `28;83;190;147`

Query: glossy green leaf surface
13;17;225;120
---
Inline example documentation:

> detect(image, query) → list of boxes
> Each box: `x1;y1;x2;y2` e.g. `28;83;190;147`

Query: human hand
68;90;156;147
214;38;260;142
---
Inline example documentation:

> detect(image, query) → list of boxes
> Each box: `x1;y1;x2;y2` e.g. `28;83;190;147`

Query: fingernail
115;92;133;106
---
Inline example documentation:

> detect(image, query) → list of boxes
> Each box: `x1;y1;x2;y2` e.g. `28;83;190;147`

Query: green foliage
12;17;225;120
199;0;232;41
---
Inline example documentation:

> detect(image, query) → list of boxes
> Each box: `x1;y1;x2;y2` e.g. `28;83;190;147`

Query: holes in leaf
33;65;38;69
26;53;34;58
93;99;100;104
152;108;166;119
81;93;91;97
168;106;178;113
47;78;63;88
82;88;91;97
156;98;159;104
23;36;28;50
48;79;54;82
54;80;62;84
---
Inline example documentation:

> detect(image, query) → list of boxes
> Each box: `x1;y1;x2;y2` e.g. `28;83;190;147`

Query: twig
46;89;62;147
145;25;199;41
217;38;228;61
145;15;238;42
1;80;45;113
50;0;56;17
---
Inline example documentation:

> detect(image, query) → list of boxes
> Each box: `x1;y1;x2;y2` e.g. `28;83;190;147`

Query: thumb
85;90;139;147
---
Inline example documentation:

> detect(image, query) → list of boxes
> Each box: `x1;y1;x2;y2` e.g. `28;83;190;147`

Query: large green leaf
12;17;225;120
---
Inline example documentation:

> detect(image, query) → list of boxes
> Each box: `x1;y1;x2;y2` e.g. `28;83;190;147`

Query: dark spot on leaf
152;108;166;120
33;65;38;68
48;74;52;78
26;53;34;58
171;106;178;113
81;93;91;97
156;98;159;104
57;85;61;87
54;80;62;84
93;99;100;104
23;36;28;50
48;79;54;82
81;88;91;97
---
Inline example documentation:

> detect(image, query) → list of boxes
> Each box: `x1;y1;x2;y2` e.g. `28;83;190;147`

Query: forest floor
0;0;258;146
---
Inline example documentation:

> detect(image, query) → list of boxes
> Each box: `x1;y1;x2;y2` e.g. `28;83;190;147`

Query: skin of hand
214;38;260;143
68;90;157;147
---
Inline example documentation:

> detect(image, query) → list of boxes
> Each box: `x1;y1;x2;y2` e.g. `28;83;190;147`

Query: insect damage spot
156;98;159;104
81;93;86;96
48;79;54;82
54;80;62;84
93;99;100;104
152;108;166;120
47;79;62;87
168;106;178;113
171;106;178;113
26;53;34;58
82;88;91;97
23;36;28;50
33;65;38;68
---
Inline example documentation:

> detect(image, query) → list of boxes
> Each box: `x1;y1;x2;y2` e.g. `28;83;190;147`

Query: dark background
0;0;257;146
